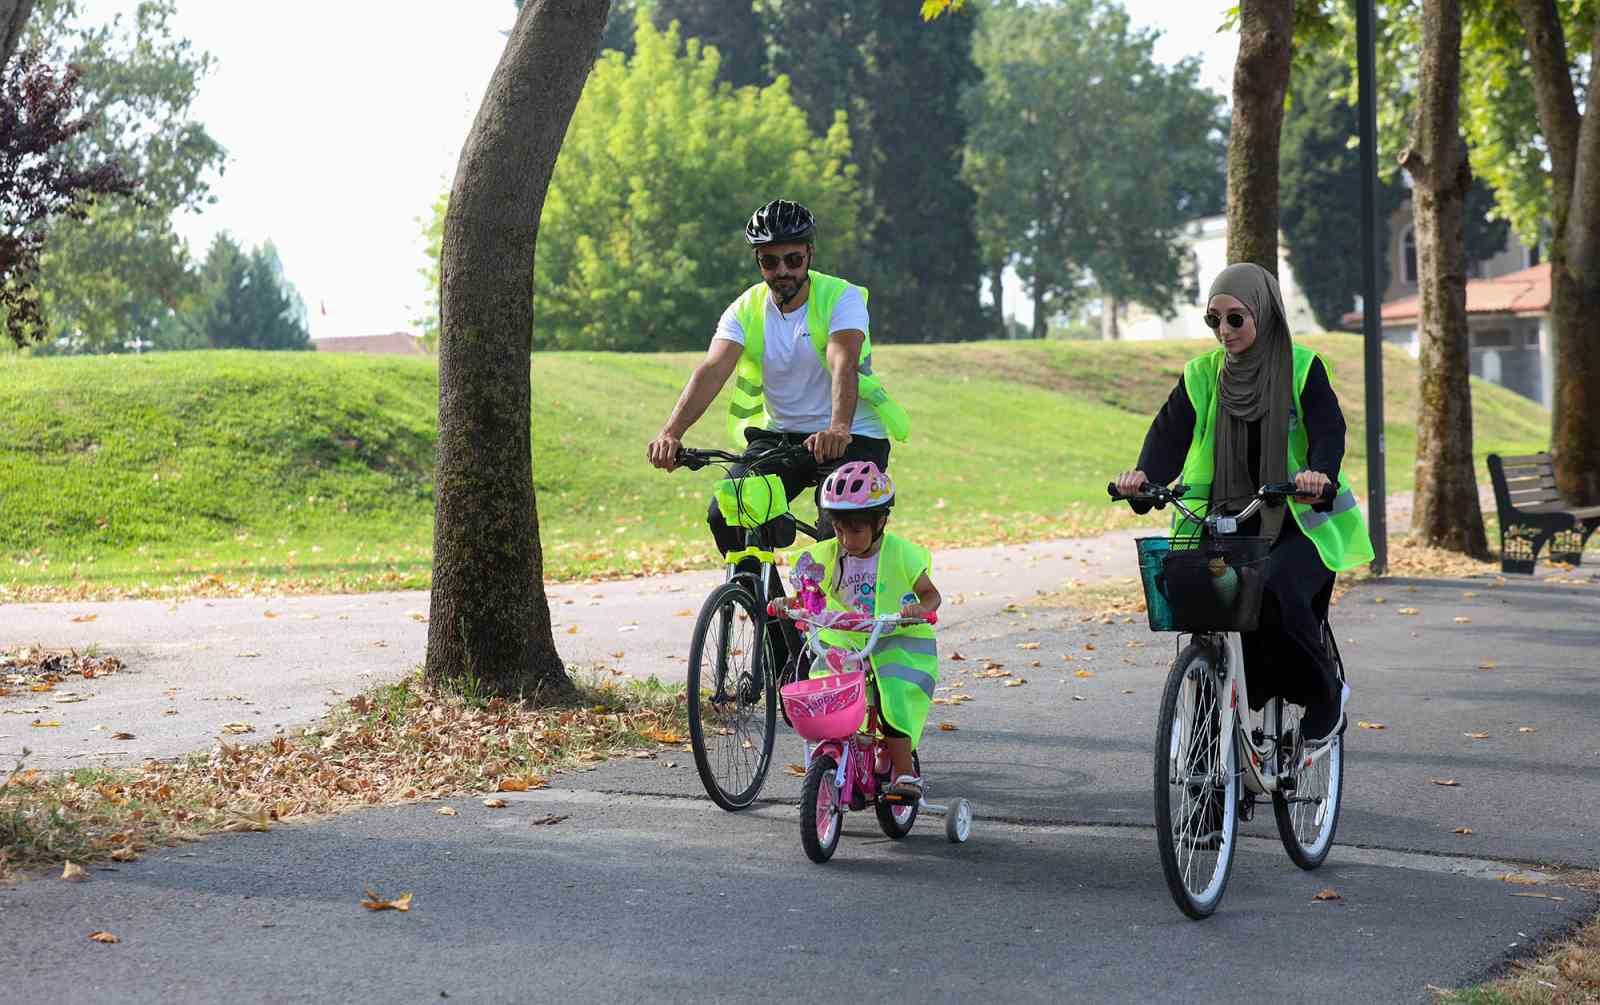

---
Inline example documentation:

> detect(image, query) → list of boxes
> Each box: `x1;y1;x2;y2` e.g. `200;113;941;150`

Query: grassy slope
0;338;1549;596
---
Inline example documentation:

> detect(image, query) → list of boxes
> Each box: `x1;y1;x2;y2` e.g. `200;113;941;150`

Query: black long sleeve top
1134;356;1346;514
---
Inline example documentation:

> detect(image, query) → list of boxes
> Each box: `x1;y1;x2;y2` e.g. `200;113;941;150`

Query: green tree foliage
769;0;984;341
652;0;768;88
194;233;310;351
425;14;860;351
24;0;224;353
1281;50;1408;329
965;0;1227;335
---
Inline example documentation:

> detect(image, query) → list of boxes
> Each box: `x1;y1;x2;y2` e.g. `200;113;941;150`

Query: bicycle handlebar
766;601;936;629
675;441;814;472
1105;480;1335;505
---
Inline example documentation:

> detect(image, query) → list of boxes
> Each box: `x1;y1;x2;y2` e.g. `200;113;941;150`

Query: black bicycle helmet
744;199;815;246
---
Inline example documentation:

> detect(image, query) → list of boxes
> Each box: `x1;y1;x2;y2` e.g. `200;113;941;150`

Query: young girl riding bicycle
782;461;942;800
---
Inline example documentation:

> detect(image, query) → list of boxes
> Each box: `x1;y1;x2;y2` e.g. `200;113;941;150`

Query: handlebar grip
924;611;938;627
766;602;779;617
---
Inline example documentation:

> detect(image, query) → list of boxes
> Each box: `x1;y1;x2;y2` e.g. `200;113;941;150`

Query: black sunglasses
1203;310;1248;331
757;251;808;271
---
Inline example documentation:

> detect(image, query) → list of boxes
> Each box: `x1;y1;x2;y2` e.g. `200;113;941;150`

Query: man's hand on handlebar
804;425;852;463
647;432;683;470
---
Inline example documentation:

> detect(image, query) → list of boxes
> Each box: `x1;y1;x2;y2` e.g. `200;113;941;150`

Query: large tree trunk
1100;294;1119;340
1031;267;1047;340
426;0;609;701
1225;0;1293;273
1516;0;1600;504
0;1;34;70
1400;0;1489;558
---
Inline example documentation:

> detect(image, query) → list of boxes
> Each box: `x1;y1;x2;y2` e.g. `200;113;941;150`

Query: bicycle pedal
879;792;914;805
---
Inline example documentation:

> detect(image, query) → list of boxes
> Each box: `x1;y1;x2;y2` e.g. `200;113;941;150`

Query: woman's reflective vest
726;271;910;444
1175;345;1375;573
803;533;937;747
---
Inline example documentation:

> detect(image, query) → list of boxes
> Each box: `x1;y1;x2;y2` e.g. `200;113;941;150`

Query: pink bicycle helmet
820;461;895;512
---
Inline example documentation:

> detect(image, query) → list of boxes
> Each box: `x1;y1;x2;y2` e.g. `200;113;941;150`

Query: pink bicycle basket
780;671;867;742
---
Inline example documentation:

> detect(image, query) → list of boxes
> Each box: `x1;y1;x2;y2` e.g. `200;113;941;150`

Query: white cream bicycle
1110;480;1347;920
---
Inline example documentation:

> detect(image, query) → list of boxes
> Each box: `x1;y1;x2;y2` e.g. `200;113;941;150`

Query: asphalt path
2;565;1597;1003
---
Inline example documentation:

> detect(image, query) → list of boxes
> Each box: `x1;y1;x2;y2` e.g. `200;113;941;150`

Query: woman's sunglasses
757;251;808;271
1203;310;1248;331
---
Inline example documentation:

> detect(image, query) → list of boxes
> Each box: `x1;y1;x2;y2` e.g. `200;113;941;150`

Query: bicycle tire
686;582;777;811
1272;625;1346;869
874;751;921;839
1153;639;1239;920
800;753;843;863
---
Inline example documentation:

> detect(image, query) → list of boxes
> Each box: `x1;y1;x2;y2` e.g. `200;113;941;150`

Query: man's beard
768;272;806;307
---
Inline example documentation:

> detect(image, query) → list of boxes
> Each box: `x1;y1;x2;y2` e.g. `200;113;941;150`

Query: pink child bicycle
769;587;973;863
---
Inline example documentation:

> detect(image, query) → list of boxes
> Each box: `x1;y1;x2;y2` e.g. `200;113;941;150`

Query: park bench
1486;452;1600;574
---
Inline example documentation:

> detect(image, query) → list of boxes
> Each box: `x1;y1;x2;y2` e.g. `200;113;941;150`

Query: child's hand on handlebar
899;602;936;624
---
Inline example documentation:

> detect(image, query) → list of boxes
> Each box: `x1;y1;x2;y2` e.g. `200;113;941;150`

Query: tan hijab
1209;263;1294;541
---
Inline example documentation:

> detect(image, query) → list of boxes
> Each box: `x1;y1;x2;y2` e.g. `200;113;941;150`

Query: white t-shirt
839;553;880;615
713;283;886;438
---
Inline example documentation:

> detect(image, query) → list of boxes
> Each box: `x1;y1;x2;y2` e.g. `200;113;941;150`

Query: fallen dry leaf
361;887;413;912
938;722;959;731
498;775;548;793
1357;721;1386;730
109;846;138;862
482;797;509;808
1312;889;1342;902
529;814;569;826
1464;731;1490;740
1074;669;1095;679
565;625;579;635
1430;778;1461;787
88;931;119;944
30;719;62;728
220;721;255;735
409;612;428;623
1004;678;1027;687
262;610;279;619
61;861;87;881
1454;827;1474;835
1517;726;1538;734
1084;643;1097;651
1453;616;1472;624
785;763;806;777
236;651;261;659
71;614;98;623
673;609;694;617
1017;642;1040;651
1509;892;1567;902
436;806;458;816
111;732;135;740
642;727;685;745
1397;607;1419;616
1478;661;1497;670
1500;873;1542;886
948;651;967;661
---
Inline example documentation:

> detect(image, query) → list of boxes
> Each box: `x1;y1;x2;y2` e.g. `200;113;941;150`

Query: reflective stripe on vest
725;271;910;444
1175;345;1375;573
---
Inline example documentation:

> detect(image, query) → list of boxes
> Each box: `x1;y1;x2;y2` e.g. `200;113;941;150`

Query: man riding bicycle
645;199;911;576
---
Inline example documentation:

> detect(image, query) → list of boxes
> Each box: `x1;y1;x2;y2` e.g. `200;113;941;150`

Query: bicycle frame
1182;630;1335;801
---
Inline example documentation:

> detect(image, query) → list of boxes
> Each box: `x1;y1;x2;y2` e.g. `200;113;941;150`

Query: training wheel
945;798;972;843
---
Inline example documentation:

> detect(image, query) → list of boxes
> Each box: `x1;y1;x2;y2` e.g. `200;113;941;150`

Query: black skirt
1239;515;1338;711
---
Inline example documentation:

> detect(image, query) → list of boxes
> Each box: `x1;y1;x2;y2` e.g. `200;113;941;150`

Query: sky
79;1;1240;340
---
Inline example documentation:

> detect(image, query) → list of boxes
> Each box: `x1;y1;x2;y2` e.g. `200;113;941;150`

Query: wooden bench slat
1503;475;1558;490
1498;453;1554;466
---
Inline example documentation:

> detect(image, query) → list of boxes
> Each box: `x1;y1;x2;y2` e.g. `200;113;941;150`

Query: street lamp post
1357;0;1388;575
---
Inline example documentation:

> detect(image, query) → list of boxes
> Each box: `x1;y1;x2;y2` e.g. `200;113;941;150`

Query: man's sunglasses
1203;310;1249;331
757;251;808;271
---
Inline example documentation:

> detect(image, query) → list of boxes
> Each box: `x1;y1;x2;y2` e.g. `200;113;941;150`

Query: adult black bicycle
674;441;822;810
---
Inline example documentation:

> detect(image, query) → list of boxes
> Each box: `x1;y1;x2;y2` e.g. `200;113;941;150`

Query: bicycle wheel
1272;626;1346;869
1153;639;1239;920
874;751;921;839
800;753;843;863
686;582;777;811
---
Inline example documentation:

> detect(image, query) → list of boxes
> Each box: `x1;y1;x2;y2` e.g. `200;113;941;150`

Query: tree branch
0;0;34;72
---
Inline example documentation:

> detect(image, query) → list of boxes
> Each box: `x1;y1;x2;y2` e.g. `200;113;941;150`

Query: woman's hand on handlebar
1293;469;1333;504
647;431;682;470
1111;469;1149;499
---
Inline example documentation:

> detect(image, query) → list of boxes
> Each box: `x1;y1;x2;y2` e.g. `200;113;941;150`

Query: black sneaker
1299;683;1351;746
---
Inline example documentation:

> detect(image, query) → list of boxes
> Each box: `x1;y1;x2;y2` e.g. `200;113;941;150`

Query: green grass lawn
0;337;1550;598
